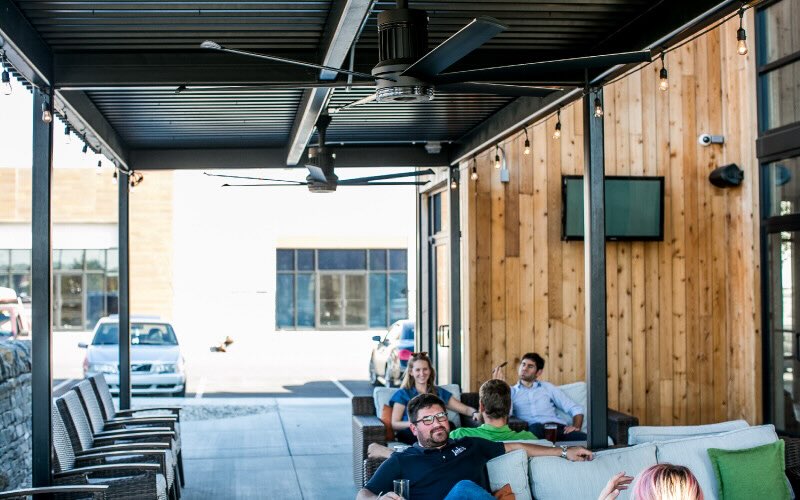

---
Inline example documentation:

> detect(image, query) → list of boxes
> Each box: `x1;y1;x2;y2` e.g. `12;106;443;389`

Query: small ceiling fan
204;114;432;193
193;0;652;111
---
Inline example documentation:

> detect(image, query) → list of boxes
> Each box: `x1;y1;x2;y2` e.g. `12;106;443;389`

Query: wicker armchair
781;434;800;492
0;485;108;500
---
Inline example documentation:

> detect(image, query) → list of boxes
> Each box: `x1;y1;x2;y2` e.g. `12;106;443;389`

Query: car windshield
401;324;414;340
92;322;178;346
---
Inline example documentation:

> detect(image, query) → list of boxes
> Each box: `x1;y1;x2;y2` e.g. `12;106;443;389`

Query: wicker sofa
351;382;639;486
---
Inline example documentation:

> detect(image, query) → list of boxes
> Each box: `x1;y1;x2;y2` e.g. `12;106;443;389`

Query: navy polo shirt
364;437;505;499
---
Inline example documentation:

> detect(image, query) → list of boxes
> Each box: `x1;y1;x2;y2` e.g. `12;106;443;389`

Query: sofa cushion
708;440;790;500
528;443;658;500
628;420;750;445
655;424;780;500
373;384;462;428
554;382;587;433
487;449;532;500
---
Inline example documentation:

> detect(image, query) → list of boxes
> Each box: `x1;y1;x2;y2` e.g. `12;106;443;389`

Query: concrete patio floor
137;397;358;499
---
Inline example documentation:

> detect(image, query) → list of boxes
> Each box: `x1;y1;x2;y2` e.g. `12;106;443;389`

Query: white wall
171;167;417;341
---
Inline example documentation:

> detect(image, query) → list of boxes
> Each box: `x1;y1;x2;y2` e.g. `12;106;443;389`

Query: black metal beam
584;86;608;450
448;168;462;386
416;189;427;354
118;172;131;410
31;88;53;489
0;0;53;87
129;145;449;170
57;90;131;169
285;0;375;165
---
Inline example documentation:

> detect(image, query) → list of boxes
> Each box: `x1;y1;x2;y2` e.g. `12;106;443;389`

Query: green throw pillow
707;440;790;500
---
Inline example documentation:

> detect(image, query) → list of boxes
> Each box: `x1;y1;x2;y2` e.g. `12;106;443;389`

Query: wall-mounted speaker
709;163;743;188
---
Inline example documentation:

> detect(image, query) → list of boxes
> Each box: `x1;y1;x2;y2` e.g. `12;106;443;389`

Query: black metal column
584;86;608;450
118;171;131;409
448;168;462;386
416;189;427;353
31;88;54;488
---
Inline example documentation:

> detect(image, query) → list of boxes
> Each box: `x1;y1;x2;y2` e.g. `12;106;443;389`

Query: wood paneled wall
462;16;761;426
0;168;174;321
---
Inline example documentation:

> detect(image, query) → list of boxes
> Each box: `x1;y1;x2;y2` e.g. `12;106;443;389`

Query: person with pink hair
598;464;704;500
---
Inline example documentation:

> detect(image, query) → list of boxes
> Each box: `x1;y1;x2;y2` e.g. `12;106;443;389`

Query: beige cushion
628;420;750;445
487;449;532;500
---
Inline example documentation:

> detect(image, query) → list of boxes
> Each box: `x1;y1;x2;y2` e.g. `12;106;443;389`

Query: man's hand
491;365;506;381
379;493;403;500
566;446;593;462
597;472;633;500
563;425;580;434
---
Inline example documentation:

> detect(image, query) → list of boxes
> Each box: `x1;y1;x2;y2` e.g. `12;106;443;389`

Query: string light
736;7;748;56
64;125;71;144
659;52;669;91
494;145;501;169
129;171;144;192
41;102;52;123
471;157;478;181
450;178;458;190
523;128;530;155
553;109;562;140
1;52;10;96
112;170;118;185
593;96;604;118
96;159;102;175
82;142;89;154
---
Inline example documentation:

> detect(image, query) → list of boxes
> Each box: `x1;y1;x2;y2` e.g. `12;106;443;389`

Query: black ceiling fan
194;0;653;111
204;114;433;193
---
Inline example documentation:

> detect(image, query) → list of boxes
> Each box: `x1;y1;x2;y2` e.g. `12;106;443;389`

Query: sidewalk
137;397;358;499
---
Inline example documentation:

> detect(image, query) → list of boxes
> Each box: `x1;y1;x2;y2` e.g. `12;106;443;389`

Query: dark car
369;320;414;387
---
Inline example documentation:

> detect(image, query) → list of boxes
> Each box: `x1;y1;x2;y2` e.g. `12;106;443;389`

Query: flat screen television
562;175;664;241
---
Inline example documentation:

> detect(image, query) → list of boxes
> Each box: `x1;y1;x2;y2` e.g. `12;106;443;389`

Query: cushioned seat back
554;381;587;433
628;419;750;445
75;380;107;435
373;384;462;428
51;404;76;472
56;391;96;451
655;424;781;500
90;373;118;420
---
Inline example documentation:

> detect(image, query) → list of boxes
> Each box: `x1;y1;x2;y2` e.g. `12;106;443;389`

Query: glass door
318;273;367;328
55;273;84;330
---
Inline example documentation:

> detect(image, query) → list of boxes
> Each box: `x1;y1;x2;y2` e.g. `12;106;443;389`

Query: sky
1;76;116;170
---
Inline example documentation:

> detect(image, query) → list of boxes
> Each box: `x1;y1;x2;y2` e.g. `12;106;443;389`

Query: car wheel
385;362;397;387
369;360;379;386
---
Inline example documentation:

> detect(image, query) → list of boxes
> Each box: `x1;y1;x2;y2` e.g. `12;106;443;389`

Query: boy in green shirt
449;379;538;441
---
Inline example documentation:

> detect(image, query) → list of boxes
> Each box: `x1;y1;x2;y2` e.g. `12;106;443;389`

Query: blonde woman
388;352;479;444
598;464;704;500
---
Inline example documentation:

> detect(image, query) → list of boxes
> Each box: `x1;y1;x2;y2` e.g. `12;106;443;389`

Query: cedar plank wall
461;16;761;425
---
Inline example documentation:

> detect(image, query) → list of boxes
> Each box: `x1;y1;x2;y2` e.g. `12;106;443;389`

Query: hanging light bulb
450;178;458;190
82;142;89;154
130;177;136;193
64;125;71;144
659;53;669;91
96;159;102;175
112;170;118;185
41;102;52;123
494;145;501;169
594;96;604;118
737;8;748;56
523;128;531;155
471;164;478;181
553;110;562;139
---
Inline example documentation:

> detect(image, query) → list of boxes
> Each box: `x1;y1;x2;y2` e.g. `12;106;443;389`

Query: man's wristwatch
560;445;569;459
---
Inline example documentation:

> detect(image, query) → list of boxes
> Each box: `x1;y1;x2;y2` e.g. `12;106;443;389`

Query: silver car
81;315;187;397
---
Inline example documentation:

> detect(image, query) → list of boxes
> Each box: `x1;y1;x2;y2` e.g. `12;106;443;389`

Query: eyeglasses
412;411;448;426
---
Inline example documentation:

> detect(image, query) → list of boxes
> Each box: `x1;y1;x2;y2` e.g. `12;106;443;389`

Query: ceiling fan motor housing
306;146;338;192
373;8;434;103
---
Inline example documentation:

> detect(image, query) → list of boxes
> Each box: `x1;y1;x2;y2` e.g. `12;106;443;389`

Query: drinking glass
544;423;558;443
393;479;410;499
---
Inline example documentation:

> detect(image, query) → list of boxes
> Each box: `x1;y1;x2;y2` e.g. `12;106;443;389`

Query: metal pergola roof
1;0;737;171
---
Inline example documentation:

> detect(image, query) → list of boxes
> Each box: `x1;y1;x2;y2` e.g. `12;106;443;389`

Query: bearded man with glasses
357;393;593;500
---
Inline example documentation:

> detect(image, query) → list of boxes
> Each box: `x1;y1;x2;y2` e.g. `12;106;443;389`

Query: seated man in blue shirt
357;393;592;500
493;352;587;442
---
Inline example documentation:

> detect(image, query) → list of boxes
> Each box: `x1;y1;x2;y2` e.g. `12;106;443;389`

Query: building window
0;248;120;331
276;248;408;330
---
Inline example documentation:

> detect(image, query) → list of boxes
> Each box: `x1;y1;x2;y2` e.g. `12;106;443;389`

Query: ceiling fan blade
305;164;328;183
401;17;507;80
177;82;375;93
339;168;434;185
204;172;305;184
433;50;653;84
436;82;565;97
200;40;392;82
222;182;308;187
328;93;378;114
340;181;431;186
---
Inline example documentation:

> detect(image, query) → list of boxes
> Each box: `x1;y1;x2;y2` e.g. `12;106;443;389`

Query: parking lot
53;327;380;398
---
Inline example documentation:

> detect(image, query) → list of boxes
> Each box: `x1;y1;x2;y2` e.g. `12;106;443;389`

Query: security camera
698;134;724;146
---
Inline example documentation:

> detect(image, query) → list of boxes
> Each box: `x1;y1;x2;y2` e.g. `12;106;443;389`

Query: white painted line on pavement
53;378;76;394
331;378;353;398
194;377;206;399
